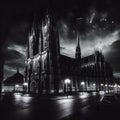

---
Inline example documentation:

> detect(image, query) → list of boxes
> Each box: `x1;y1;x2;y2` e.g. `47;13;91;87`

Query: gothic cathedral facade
25;10;114;94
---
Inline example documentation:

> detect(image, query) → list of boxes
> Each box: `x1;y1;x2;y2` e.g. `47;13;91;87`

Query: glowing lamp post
65;79;71;98
81;81;85;94
81;81;85;86
15;84;20;92
23;82;28;86
23;82;28;93
15;85;19;88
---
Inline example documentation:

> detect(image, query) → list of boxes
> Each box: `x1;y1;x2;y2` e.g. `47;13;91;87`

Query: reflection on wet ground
1;92;118;120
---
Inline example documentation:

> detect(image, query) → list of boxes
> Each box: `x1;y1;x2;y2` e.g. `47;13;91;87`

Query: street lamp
81;81;85;86
23;82;28;93
93;83;96;91
105;84;107;92
81;81;85;94
15;84;19;88
23;82;28;86
65;79;71;98
15;84;20;92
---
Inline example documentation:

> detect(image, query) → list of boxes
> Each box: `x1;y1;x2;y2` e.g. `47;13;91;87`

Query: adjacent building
3;67;24;92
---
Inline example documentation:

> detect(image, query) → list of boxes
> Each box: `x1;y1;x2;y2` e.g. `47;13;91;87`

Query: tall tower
75;32;81;61
43;10;60;94
75;32;81;91
25;9;60;94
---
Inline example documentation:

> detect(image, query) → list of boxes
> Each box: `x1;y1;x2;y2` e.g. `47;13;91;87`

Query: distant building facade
25;10;114;94
3;67;24;92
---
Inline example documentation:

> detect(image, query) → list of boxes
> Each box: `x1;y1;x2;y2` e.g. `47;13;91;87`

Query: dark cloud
5;58;25;69
9;22;29;46
4;49;24;61
2;21;29;48
105;40;120;72
3;41;26;79
3;46;25;79
4;64;24;80
4;65;16;80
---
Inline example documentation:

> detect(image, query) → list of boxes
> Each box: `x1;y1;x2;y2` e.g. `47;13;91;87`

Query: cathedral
25;10;114;94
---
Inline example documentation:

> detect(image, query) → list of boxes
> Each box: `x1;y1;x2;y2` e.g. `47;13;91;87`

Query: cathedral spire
17;66;19;73
75;31;81;60
77;31;80;49
30;14;37;37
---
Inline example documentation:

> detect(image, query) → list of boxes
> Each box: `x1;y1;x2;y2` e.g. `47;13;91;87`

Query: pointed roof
76;31;81;51
30;14;38;36
77;32;80;48
4;68;24;85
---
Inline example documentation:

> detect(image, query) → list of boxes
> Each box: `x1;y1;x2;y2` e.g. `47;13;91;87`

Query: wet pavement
0;92;118;120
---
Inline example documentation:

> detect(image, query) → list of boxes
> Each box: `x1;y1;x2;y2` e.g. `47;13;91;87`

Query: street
0;92;118;120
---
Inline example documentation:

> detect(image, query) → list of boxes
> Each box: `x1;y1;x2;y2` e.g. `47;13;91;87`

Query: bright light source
79;93;89;99
14;93;21;100
21;96;32;103
93;83;96;86
81;81;85;85
100;84;103;86
15;84;20;88
2;89;4;92
105;84;107;87
23;82;28;86
99;91;105;95
65;79;71;84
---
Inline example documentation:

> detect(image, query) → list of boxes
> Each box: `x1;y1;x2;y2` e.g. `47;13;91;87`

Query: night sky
1;0;120;79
